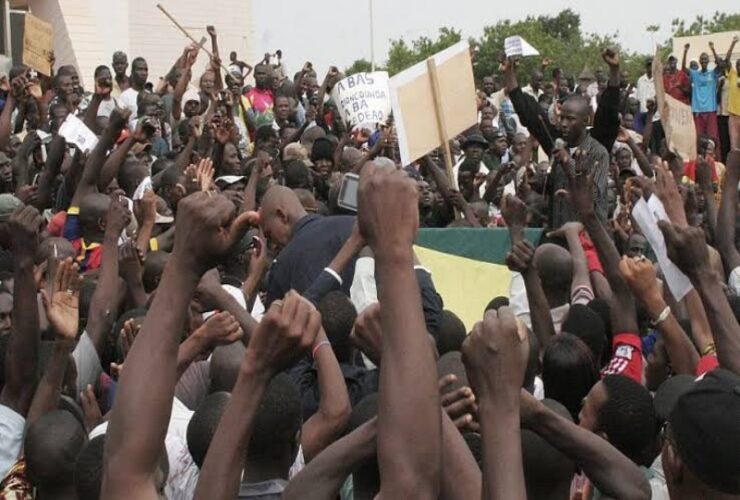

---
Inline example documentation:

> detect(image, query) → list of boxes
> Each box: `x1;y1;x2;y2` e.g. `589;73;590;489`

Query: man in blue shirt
684;43;722;155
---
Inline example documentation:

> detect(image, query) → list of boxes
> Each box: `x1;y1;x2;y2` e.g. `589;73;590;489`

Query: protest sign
389;41;477;171
631;196;693;302
331;72;391;129
653;49;696;162
58;114;99;153
23;13;53;76
504;36;540;58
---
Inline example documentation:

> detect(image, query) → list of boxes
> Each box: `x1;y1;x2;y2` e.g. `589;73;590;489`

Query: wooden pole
426;57;454;184
426;57;459;218
156;3;231;75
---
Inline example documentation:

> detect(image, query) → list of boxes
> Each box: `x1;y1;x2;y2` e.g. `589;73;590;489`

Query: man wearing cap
663;369;740;498
480;125;510;172
452;134;490;198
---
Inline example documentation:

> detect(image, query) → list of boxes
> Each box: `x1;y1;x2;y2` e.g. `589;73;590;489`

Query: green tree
385;27;462;75
472;10;636;84
345;58;375;76
670;12;740;37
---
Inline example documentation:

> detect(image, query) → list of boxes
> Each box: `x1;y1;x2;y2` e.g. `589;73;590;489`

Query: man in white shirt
522;70;545;100
119;57;149;120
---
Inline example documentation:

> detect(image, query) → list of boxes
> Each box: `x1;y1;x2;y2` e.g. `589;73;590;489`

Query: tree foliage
385;27;463;75
670;12;740;37
362;10;738;85
345;58;375;76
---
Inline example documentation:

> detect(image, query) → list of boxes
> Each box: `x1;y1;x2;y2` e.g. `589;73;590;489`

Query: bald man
510;243;574;334
259;186;356;305
549;96;610;228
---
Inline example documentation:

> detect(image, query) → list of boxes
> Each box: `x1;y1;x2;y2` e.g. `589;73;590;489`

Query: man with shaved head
549;95;610;228
259;185;356;305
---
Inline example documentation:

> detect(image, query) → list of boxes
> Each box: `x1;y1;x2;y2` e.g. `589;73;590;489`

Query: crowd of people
0;18;737;500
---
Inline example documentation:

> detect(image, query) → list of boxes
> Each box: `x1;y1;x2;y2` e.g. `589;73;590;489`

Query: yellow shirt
728;68;740;116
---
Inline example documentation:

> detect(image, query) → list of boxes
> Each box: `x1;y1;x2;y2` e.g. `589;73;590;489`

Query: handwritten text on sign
331;72;391;129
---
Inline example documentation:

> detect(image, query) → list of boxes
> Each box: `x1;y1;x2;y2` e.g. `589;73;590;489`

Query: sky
251;0;738;75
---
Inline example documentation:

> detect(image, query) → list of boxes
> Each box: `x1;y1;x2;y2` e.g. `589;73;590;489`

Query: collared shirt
548;135;610;228
266;215;356;305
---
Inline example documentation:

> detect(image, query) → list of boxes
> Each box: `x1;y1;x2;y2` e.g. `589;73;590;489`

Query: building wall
27;0;255;88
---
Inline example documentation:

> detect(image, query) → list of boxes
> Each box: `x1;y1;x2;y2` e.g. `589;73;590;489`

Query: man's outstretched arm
102;192;252;499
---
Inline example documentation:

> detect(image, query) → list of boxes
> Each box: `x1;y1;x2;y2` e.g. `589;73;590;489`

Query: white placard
58;114;99;153
504;36;540;58
331;72;391;129
631;196;693;302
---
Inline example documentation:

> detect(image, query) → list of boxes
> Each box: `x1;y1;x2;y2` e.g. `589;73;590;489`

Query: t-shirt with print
602;332;643;384
244;88;274;119
689;69;719;113
728;67;740;116
238;479;287;499
63;207;103;272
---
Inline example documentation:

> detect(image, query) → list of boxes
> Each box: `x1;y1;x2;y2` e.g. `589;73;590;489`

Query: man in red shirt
663;50;691;105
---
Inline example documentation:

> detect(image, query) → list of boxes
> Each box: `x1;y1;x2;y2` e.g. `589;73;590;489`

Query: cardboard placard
653;50;697;162
389;41;477;167
331;72;391;129
23;13;53;76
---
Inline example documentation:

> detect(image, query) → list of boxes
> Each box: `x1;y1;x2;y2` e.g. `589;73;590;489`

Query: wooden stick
427;57;459;218
156;3;231;75
426;58;455;183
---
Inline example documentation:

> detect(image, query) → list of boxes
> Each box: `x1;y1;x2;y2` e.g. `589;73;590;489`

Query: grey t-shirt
72;331;102;394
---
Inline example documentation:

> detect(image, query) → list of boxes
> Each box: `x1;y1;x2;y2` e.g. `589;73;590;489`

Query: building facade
1;0;256;87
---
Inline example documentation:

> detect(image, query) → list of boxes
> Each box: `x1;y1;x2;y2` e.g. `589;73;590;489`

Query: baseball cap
653;374;694;422
0;194;22;222
461;134;488;150
669;369;740;494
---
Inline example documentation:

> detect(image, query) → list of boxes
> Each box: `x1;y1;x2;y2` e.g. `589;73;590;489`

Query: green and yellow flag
414;228;543;330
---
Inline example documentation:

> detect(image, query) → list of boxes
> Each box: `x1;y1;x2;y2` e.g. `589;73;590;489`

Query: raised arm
97;125;150;192
521;390;650;500
194;292;320;500
591;49;621;153
695;157;717;242
206;26;224;91
619;256;699;374
26;258;81;426
725;35;739;66
708;41;720;66
282;419;378;500
0;76;23;151
563;149;639;335
83;197;129;358
102;192;252;499
172;48;197;122
716;150;740;274
36;135;66;209
547;221;594;303
503;194;556;349
301;328;352;462
659;221;740;375
462;306;529;500
358;165;441;498
70;108;130;206
681;43;690;72
0;206;43;416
